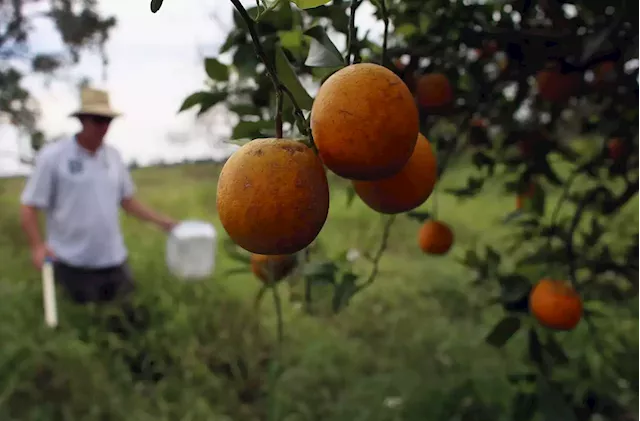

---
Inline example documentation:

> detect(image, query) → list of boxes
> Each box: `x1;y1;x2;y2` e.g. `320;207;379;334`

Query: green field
0;153;637;421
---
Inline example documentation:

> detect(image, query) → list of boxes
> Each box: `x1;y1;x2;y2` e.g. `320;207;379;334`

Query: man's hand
31;243;55;270
160;219;178;234
121;197;178;234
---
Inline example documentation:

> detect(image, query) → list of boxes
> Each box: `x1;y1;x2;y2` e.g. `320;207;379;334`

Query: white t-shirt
20;137;136;269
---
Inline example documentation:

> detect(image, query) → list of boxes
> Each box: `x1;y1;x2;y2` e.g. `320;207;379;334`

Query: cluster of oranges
216;63;454;283
216;60;583;331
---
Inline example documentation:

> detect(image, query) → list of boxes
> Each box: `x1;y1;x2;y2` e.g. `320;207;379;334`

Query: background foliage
0;0;637;420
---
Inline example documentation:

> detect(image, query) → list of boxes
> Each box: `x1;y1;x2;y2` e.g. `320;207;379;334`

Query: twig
345;0;361;65
545;157;599;253
271;286;284;347
275;90;283;138
355;215;396;292
229;0;309;137
378;0;389;67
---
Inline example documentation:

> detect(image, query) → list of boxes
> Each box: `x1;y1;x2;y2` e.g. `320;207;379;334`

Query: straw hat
71;87;122;119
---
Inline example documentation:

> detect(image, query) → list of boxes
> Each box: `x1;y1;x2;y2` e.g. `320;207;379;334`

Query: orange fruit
418;220;454;255
529;278;583;330
592;61;616;86
607;138;625;161
416;73;454;109
516;182;537;210
216;138;330;255
310;63;419;181
250;254;297;284
352;133;437;214
536;64;582;103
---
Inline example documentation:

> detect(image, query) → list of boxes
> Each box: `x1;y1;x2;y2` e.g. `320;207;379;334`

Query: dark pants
53;261;135;304
53;260;164;382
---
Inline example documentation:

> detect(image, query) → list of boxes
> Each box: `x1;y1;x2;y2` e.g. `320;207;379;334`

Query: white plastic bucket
166;220;217;280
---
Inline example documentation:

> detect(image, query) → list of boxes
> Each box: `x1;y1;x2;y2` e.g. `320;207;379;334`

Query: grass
0;150;637;421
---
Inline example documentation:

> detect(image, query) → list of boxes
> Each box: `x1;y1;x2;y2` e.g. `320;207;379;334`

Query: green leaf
222;237;252;264
332;272;359;313
512;393;537;421
303;26;344;67
528;328;544;368
150;0;163;13
345;185;356;208
233;44;261;77
223;267;251;277
303;260;338;284
406;211;431;222
537;378;578;421
204;58;229;81
544;335;569;365
485;316;521;348
178;91;227;113
290;0;332;9
232;120;276;140
499;274;532;313
273;43;314;110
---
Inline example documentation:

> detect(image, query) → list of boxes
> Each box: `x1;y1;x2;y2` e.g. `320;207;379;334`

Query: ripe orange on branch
416;73;453;110
216;138;330;255
529;278;583;331
310;63;419;181
352;133;438;214
536;63;582;103
251;254;297;284
418;220;454;255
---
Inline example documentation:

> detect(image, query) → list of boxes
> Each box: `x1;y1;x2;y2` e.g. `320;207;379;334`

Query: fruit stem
354;215;396;293
271;285;284;348
275;90;283;138
345;0;361;65
229;0;309;138
375;0;389;67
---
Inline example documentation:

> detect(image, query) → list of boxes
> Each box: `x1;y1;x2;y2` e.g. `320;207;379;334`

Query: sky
0;0;381;177
0;0;249;176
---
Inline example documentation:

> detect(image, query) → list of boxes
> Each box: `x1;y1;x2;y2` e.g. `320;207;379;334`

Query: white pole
41;257;58;328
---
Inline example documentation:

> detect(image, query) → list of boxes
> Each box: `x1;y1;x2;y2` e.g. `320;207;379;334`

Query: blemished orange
418;220;454;255
250;254;297;284
416;73;453;109
352;133;438;214
536;66;582;103
310;63;419;181
216;138;330;255
529;278;583;330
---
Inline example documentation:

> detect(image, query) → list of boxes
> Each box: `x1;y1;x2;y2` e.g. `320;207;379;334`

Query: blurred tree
0;0;116;159
177;0;638;419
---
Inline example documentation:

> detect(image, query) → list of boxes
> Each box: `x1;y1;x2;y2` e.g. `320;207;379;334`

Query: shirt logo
68;159;84;174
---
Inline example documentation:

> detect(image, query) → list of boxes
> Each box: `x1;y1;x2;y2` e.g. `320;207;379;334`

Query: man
20;87;178;304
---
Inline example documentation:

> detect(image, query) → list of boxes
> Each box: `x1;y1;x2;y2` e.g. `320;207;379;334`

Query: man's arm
20;146;56;267
20;205;45;249
116;156;177;232
121;197;177;233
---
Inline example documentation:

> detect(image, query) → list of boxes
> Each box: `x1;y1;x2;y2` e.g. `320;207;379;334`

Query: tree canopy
0;0;116;156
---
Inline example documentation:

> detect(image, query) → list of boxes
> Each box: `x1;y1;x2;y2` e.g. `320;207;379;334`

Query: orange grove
310;63;419;181
416;73;453;109
216;138;330;255
529;278;583;330
418;220;454;255
251;253;298;284
352;133;438;214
